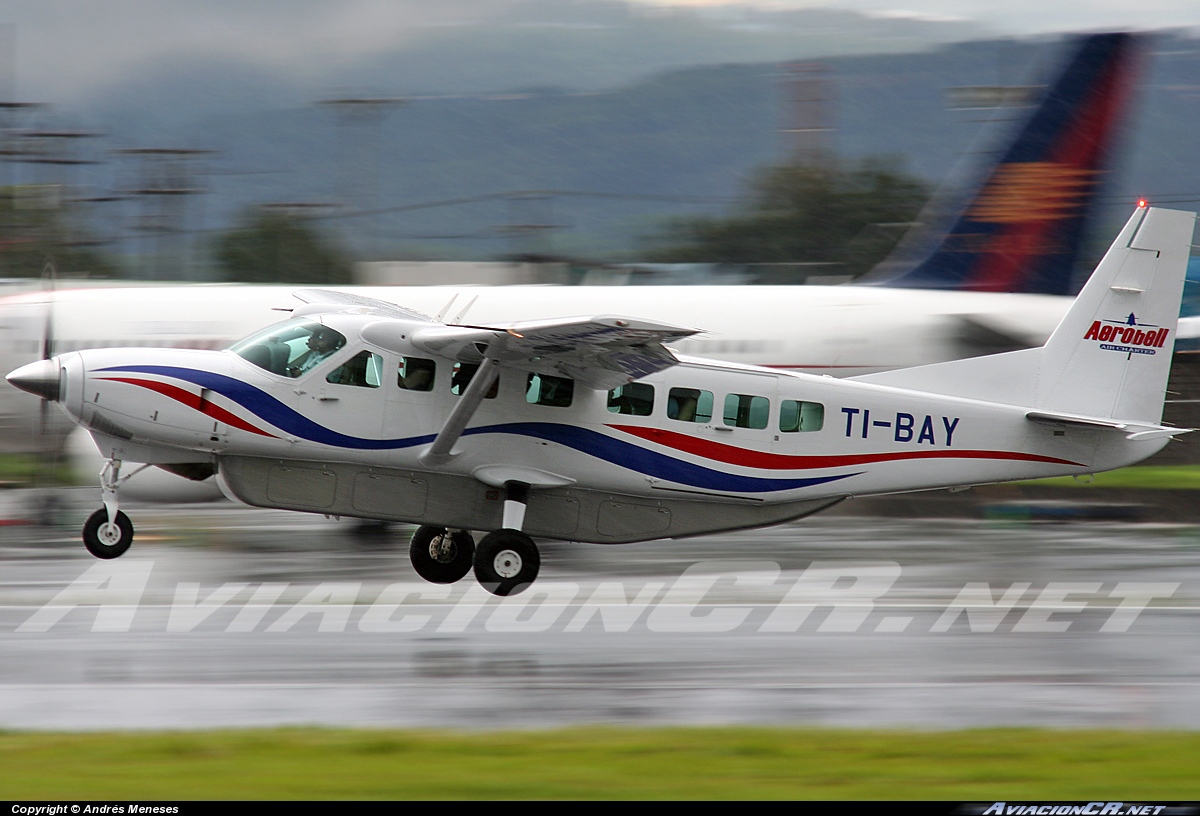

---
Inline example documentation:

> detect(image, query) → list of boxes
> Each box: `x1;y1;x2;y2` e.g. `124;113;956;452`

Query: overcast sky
3;1;1198;102
658;0;1200;29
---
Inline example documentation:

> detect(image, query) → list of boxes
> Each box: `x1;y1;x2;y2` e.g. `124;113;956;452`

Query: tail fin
1035;205;1195;423
852;206;1195;426
873;32;1143;295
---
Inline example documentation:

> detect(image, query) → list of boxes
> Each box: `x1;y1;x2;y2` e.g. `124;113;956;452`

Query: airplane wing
388;314;699;465
292;288;436;323
406;315;699;391
292;292;697;387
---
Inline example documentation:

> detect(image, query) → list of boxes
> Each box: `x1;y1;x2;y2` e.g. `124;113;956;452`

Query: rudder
1036;205;1196;423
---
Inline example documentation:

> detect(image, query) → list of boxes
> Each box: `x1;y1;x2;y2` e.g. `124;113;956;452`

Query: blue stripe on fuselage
100;365;860;493
100;364;435;450
463;422;860;493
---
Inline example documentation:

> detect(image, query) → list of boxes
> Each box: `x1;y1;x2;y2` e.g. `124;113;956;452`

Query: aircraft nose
6;359;60;401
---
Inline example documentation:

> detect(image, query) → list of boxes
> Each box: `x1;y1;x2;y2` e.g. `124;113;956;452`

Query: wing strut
419;344;503;467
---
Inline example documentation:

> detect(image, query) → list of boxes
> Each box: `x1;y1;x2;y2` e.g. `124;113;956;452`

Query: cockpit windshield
229;319;347;378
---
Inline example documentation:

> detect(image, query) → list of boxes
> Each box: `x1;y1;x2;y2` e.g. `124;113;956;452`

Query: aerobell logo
1083;313;1170;355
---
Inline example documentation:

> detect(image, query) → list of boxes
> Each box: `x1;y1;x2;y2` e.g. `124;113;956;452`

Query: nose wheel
409;525;475;583
83;508;134;559
81;458;138;559
474;529;540;596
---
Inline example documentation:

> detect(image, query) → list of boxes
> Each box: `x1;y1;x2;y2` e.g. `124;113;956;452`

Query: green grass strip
1021;464;1200;490
1;727;1199;799
0;452;78;486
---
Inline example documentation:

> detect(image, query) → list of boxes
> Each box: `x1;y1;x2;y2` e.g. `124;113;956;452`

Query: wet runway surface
1;497;1198;731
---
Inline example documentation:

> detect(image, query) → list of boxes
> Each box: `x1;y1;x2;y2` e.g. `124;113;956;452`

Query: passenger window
327;351;383;388
607;383;655;416
398;356;436;391
723;393;769;429
526;373;574;407
450;362;498;399
780;399;824;432
667;387;713;423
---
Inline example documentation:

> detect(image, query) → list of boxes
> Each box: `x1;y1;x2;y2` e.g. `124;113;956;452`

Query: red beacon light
1137;198;1148;208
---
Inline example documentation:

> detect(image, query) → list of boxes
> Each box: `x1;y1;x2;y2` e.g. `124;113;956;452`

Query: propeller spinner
7;358;61;402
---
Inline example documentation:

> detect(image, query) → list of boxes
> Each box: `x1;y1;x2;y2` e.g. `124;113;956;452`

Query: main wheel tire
82;508;134;559
409;526;475;584
473;529;539;596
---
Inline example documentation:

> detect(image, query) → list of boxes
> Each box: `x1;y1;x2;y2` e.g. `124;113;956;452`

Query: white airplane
0;280;1071;504
0;32;1143;499
8;205;1193;594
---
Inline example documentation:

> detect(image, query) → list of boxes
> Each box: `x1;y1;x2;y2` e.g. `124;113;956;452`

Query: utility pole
113;147;214;280
780;62;835;164
498;191;563;258
317;96;403;258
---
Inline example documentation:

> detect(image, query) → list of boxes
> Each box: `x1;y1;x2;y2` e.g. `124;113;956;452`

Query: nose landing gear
81;458;144;559
83;508;134;559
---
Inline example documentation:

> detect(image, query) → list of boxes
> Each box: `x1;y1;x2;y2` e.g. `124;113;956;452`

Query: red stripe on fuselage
97;376;278;438
608;424;1082;468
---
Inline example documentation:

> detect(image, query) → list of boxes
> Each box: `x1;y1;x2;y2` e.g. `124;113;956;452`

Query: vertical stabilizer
1036;206;1195;422
876;32;1142;295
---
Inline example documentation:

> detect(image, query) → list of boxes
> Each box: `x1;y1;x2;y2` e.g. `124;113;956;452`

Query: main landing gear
407;524;539;596
474;528;539;597
407;480;541;597
82;458;138;559
409;526;476;584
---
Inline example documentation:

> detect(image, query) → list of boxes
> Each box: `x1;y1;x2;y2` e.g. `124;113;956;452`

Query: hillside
24;33;1200;269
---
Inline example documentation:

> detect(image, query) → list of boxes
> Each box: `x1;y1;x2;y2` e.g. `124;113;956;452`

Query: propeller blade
40;256;57;361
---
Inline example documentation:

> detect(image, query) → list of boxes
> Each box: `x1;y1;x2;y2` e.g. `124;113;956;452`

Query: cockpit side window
327;351;383;388
230;320;347;378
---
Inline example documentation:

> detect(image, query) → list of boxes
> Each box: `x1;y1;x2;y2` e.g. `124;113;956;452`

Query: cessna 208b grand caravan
0;34;1143;481
0;32;1158;507
7;205;1194;595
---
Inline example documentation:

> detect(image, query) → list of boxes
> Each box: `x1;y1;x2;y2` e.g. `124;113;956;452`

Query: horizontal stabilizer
1025;410;1191;440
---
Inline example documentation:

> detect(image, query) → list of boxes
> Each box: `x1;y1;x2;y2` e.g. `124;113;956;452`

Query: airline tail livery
880;32;1143;295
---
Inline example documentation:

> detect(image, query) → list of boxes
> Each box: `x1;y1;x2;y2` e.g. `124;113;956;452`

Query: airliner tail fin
874;32;1144;296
